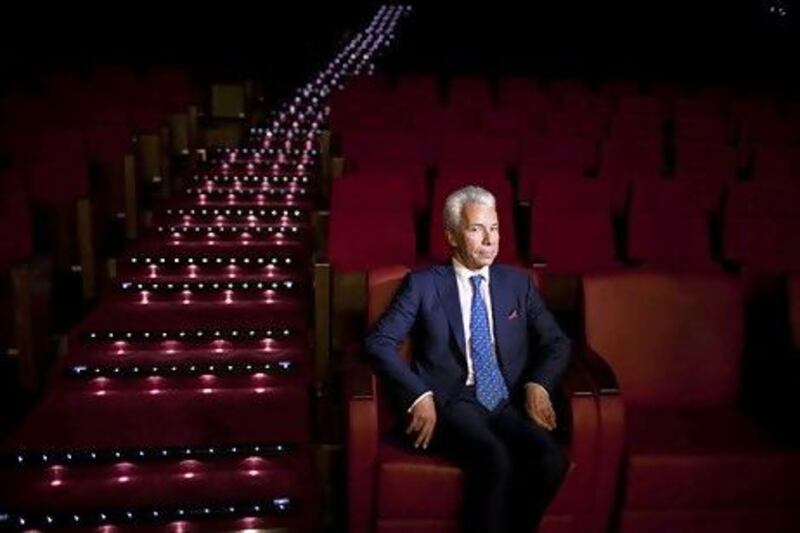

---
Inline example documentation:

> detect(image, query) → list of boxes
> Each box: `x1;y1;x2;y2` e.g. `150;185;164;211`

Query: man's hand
525;383;556;431
406;395;437;449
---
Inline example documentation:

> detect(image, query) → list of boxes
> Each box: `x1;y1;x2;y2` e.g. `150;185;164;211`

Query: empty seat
752;144;800;182
0;173;33;271
616;95;666;120
674;115;729;143
518;137;598;199
675;142;737;180
437;132;518;169
607;114;664;140
328;209;417;273
497;77;547;114
26;127;90;207
598;140;664;209
447;76;493;113
628;181;718;271
546;109;608;140
531;178;618;272
723;182;800;272
341;130;428;171
583;271;800;533
395;74;440;111
332;169;425;215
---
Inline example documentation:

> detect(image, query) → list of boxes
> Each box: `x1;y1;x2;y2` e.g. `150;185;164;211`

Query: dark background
1;1;797;94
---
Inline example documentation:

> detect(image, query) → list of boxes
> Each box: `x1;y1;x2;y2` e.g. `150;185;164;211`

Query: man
364;185;571;533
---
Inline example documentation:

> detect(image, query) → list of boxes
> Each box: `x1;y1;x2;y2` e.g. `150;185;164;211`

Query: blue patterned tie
469;275;509;410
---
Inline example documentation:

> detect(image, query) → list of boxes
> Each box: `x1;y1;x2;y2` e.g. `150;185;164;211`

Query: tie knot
470;275;484;290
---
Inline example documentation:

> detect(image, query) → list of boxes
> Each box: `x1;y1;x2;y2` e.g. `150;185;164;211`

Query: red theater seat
674;142;738;182
0;172;33;271
518;137;598;199
348;265;624;533
530;178;618;273
396;74;440;112
26;127;90;206
598;140;664;210
329;210;417;272
447;77;493;113
332;169;425;216
674;115;729;143
437;133;518;169
608;114;664;141
583;271;800;533
723;182;800;272
546;109;608;140
752;144;800;182
497;77;548;116
628;181;718;271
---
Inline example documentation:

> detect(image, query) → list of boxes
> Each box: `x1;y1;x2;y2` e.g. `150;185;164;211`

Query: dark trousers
432;387;569;533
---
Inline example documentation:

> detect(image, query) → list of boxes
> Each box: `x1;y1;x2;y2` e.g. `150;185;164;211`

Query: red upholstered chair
518;137;598;201
529;178;619;273
428;174;519;264
332;169;426;218
436;132;519;170
447;77;493;114
396;74;440;112
615;95;667;121
598;139;664;211
752;144;800;182
328;210;417;273
583;271;800;533
674;115;729;144
723;182;800;272
497;78;549;123
627;180;719;271
674;142;738;183
348;265;624;533
545;110;608;141
607;114;664;141
341;130;428;174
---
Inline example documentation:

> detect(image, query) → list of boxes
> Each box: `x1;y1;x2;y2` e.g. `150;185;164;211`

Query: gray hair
443;185;496;230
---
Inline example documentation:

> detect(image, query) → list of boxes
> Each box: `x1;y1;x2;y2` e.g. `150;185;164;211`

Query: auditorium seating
627;180;718;271
583;271;800;533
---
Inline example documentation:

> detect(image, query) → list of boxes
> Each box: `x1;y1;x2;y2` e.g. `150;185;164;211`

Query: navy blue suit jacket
364;263;572;411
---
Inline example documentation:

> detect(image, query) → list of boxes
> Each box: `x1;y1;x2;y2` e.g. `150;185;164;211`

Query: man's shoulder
407;263;450;283
491;263;531;287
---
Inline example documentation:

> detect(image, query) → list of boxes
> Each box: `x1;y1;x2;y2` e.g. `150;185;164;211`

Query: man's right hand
406;395;437;449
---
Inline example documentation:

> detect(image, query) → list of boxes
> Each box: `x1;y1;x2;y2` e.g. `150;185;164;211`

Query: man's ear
445;228;458;248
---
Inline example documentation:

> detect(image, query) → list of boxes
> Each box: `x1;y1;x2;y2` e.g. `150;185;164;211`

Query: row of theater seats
328;171;800;274
336;128;800;190
0;66;243;392
332;74;800;147
349;266;800;533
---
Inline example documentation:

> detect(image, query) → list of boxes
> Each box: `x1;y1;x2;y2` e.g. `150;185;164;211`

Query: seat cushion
377;440;581;520
625;407;800;510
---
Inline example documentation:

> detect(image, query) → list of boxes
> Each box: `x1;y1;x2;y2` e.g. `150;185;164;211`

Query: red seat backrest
583;271;743;408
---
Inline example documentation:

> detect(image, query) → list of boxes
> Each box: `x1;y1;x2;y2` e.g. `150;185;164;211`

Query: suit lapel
435;264;467;359
489;265;513;371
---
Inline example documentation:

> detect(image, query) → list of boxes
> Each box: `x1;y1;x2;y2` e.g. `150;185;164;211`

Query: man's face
446;201;500;270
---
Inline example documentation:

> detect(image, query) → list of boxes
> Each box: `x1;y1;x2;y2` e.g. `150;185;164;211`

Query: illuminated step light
119;280;297;292
67;360;295;379
128;256;293;266
85;328;292;342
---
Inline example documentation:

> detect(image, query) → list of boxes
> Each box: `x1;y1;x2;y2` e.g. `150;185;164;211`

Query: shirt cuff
407;391;433;413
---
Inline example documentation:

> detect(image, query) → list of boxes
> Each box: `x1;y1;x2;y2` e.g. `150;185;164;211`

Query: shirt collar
452;256;491;286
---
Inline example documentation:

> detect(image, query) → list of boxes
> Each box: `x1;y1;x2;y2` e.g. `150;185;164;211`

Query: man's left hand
525;383;556;431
